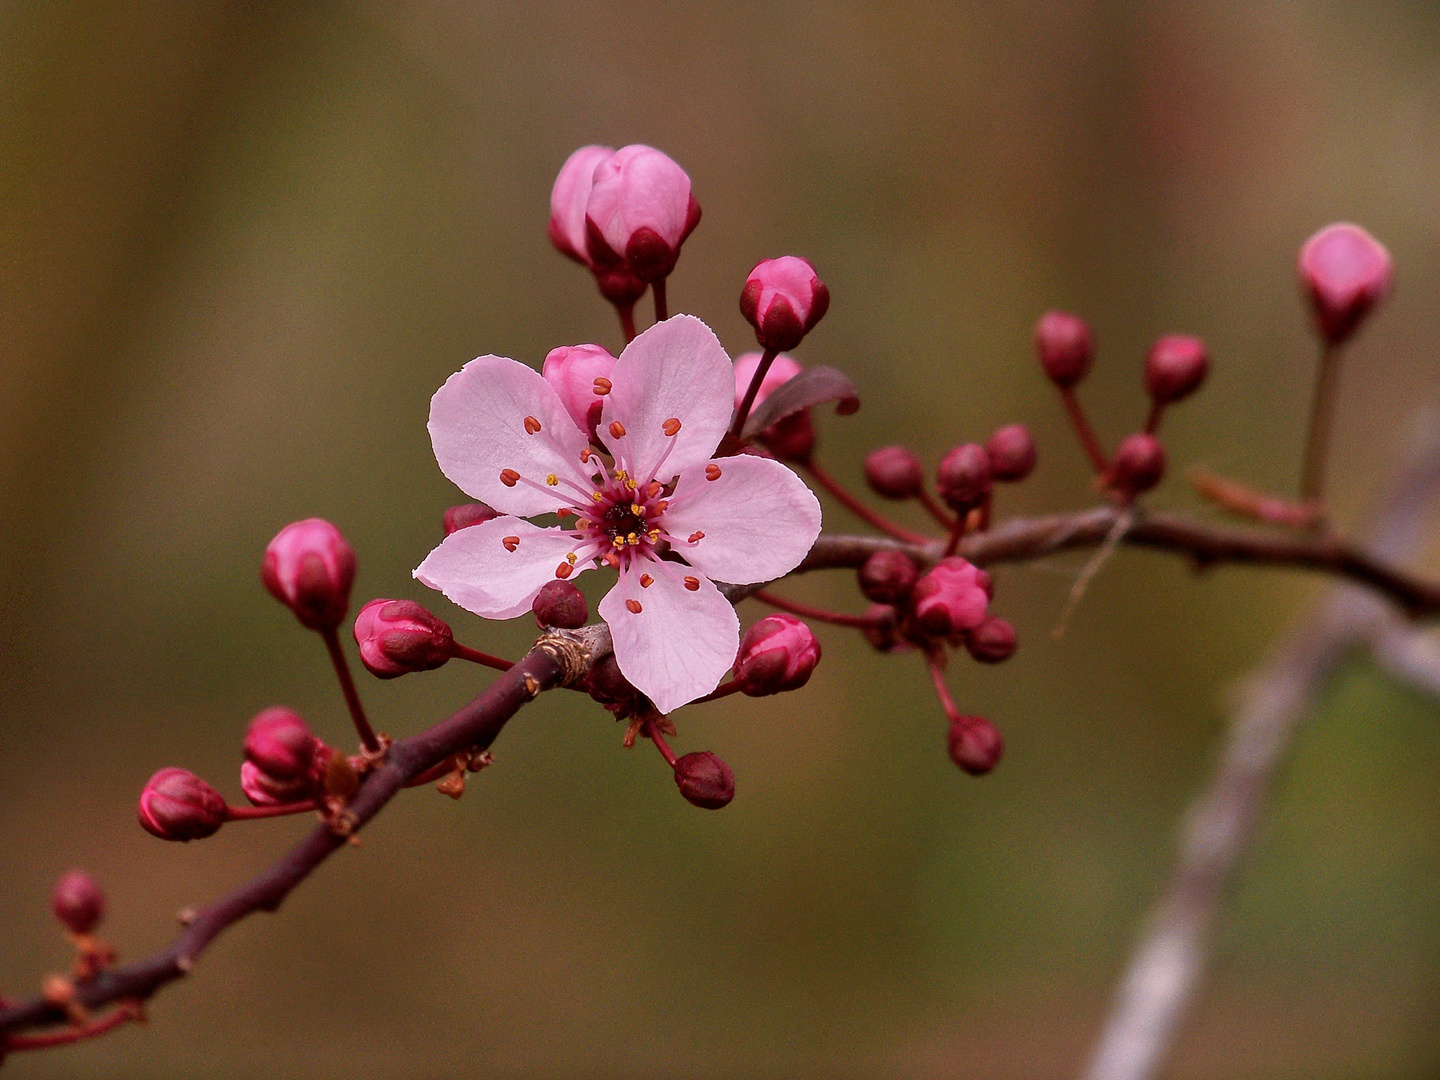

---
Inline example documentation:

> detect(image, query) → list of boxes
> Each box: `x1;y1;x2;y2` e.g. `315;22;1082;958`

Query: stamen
688;531;705;544
500;469;520;487
626;533;639;545
593;377;612;396
662;418;681;436
647;529;660;542
557;508;574;519
592;491;604;502
604;552;620;568
630;503;644;517
612;537;625;548
646;481;663;499
580;448;593;463
705;464;722;481
624;479;638;491
502;536;520;552
684;577;700;591
546;474;558;486
640;574;654;588
626;599;643;614
566;552;578;564
555;562;573;579
655;500;669;514
523;416;542;435
609;421;627;438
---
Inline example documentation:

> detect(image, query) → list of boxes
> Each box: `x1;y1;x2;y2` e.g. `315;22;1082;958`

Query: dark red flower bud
443;502;499;536
1108;433;1166;495
1033;310;1095;387
533;579;589;629
964;617;1017;663
1144;335;1209;405
733;614;821;696
937;444;993;512
739;256;830;352
864;445;925;499
858;549;919;603
260;518;356;632
985;424;1037;483
911;557;990;637
138;768;226;842
948;715;1004;775
353;599;453;678
1298;222;1393;346
51;870;105;936
673;751;735;809
862;604;904;652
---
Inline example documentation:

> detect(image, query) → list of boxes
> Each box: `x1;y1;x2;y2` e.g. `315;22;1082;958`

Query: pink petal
414;517;590;620
599;562;739;714
663;454;822;585
429;355;592;518
599;315;733;481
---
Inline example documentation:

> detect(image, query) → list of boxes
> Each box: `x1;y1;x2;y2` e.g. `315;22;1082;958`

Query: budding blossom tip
585;145;700;283
858;549;919;604
948;715;1005;775
1034;310;1095;387
138;767;227;842
937;444;993;513
1298;222;1393;347
443;502;500;536
51;870;105;936
1108;432;1166;496
911;557;990;637
985;424;1037;483
1144;335;1209;406
964;616;1017;664
733;614;821;696
533;579;589;629
353;599;454;679
864;445;925;499
261;518;356;632
673;751;735;809
739;256;830;353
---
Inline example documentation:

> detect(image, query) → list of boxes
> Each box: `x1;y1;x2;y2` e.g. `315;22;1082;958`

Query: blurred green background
3;3;1439;1077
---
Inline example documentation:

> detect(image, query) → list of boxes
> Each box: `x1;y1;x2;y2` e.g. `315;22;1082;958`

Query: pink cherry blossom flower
415;315;823;713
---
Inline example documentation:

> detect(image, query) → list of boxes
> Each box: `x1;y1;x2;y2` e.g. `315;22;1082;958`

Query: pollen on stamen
546;474;558;486
557;508;574;519
640;574;654;588
612;537;625;548
604;552;620;568
626;599;643;614
524;416;542;435
684;577;700;591
566;552;578;564
580;448;593;463
500;469;520;487
609;421;627;439
555;562;573;579
705;464;722;481
625;479;638;491
688;530;705;544
593;377;612;396
646;481;663;499
647;529;660;542
592;491;604;502
502;536;520;552
630;503;644;517
626;533;639;545
662;418;681;437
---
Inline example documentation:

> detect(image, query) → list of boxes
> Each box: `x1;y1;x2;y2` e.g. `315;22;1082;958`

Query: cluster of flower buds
241;707;330;805
865;422;1036;523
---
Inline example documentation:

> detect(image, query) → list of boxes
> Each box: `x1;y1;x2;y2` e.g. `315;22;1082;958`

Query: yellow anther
647;529;660;542
612;536;625;548
566;552;578;564
545;474;558;486
592;491;603;502
624;479;638;491
630;503;644;517
626;533;639;545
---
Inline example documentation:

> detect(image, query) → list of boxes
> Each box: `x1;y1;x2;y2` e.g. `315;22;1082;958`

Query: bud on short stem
1108;432;1166;496
858;549;919;604
864;445;925;499
948;715;1004;775
673;751;735;809
937;444;993;513
739;256;830;353
733;614;821;696
138;768;227;842
911;557;990;637
964;617;1017;663
1034;310;1095;387
1144;335;1209;406
353;599;454;678
1298;222;1393;346
242;708;320;807
51;870;105;936
261;518;356;632
985;424;1037;483
585;144;700;283
533;579;589;629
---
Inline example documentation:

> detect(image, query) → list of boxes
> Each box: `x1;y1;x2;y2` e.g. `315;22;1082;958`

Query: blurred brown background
3;3;1439;1077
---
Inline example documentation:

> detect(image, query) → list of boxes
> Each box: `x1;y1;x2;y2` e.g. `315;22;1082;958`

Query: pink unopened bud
733;352;814;461
1109;432;1166;495
1144;335;1209;405
673;751;735;809
937;444;993;512
739;256;830;353
243;707;317;781
138;768;226;842
1034;310;1095;387
985;424;1037;483
533;579;588;629
733;614;821;696
911;557;990;637
51;870;105;936
1298;222;1393;346
549;145;614;265
353;599;453;679
864;445;924;499
964;617;1017;664
443;502;499;536
585;145;701;282
858;549;919;604
947;715;1004;776
543;344;618;436
261;518;356;632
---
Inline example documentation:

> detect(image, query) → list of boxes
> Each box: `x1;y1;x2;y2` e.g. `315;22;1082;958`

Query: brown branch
0;625;609;1042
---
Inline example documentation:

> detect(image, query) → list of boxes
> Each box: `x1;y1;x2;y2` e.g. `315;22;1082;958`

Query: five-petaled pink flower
415;315;823;713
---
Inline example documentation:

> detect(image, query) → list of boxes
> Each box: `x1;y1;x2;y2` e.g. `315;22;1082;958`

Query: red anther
502;535;520;552
858;549;919;604
523;416;542;435
732;614;821;696
1108;432;1166;496
1298;222;1393;346
911;557;990;637
673;751;735;809
688;531;705;543
593;377;613;395
937;444;993;513
705;464;722;481
683;576;700;591
51;870;105;936
964;617;1017;664
663;418;682;436
609;421;627;439
985;424;1037;483
948;715;1004;775
353;599;454;679
499;469;520;487
443;502;499;536
137;768;227;842
555;562;573;579
1034;310;1095;387
1144;335;1209;405
864;445;925;499
533;579;588;629
639;573;654;588
739;256;830;353
260;518;356;633
626;599;643;614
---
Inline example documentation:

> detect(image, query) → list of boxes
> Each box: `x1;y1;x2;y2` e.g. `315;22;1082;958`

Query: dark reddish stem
652;278;668;323
321;629;380;753
803;459;931;544
1144;400;1165;435
449;642;514;671
695;681;744;703
917;488;957;530
943;511;967;558
617;303;638;345
1300;341;1341;505
4;1003;139;1051
1059;386;1110;474
925;649;962;724
224;801;318;821
643;716;679;767
729;346;778;439
752;588;879;629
